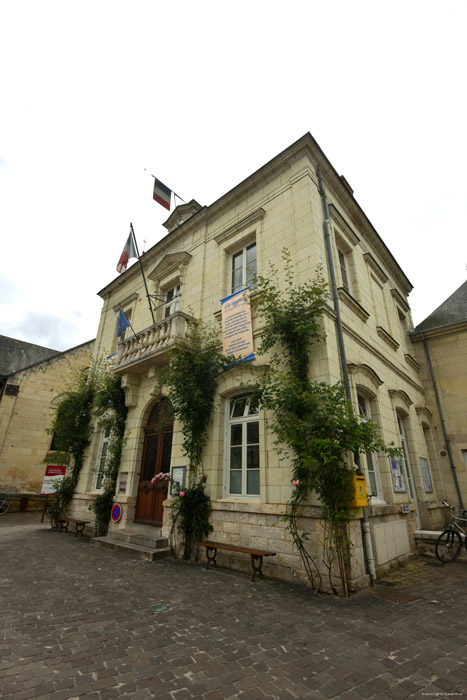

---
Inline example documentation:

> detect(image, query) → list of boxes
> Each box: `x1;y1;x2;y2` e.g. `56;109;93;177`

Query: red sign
41;465;67;495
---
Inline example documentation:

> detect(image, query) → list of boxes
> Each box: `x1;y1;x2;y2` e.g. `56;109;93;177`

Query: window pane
142;434;159;481
232;250;243;270
230;446;242;469
357;395;367;418
232;268;243;293
247;422;259;444
161;431;173;473
246;243;257;286
230;470;242;494
247;470;260;495
231;397;247;418
231;424;243;446
247;445;259;469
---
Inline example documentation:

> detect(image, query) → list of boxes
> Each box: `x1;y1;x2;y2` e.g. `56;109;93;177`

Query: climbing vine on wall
47;360;127;535
251;250;395;594
159;322;227;559
89;372;128;536
46;361;102;518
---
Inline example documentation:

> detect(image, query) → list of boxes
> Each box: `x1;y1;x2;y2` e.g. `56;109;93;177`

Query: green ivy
170;475;213;560
160;322;226;559
89;372;128;536
46;361;101;515
251;250;397;594
47;360;127;535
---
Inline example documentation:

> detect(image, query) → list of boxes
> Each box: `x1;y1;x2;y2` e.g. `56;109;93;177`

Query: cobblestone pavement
1;513;466;700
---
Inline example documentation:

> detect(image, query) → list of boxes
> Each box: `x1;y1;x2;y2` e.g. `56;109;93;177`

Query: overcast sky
1;0;466;351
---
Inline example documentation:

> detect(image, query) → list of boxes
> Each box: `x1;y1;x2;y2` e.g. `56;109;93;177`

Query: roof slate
0;335;60;377
413;280;467;333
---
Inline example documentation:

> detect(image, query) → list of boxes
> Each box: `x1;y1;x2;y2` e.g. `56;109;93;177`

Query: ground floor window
227;394;259;497
357;392;383;499
94;426;111;491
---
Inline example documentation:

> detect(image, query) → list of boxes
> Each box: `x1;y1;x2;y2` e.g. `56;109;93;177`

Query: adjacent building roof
412;280;467;334
0;335;60;377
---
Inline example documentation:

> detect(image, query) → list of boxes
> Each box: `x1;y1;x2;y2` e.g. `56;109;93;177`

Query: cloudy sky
1;0;466;351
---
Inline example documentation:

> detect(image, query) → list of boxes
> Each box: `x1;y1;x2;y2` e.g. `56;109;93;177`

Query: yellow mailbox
349;473;368;508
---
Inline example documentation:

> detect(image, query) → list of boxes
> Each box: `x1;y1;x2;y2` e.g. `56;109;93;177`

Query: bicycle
0;494;10;516
435;500;467;563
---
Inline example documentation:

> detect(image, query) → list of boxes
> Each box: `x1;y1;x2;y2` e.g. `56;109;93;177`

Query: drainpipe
420;331;464;509
317;170;377;585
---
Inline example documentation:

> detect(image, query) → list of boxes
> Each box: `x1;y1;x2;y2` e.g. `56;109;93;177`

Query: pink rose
293;480;300;487
179;491;185;497
151;477;156;483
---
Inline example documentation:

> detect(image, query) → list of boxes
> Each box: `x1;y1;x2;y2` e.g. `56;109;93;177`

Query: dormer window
164;285;180;318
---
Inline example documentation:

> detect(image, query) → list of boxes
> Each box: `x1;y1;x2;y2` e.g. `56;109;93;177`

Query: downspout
420;331;464;509
317;170;377;585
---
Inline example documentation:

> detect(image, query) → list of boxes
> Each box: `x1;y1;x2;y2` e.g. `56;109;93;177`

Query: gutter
317;170;377;585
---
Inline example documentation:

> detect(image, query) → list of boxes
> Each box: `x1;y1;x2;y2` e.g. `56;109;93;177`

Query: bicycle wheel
0;499;9;515
435;529;461;563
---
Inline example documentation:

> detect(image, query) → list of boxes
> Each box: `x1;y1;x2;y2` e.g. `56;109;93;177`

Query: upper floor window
164;285;180;318
338;249;350;293
226;394;260;497
231;243;256;294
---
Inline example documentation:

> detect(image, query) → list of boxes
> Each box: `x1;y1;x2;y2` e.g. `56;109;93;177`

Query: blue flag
117;309;130;337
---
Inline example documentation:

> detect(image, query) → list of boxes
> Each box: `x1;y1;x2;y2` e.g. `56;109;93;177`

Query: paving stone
2;514;467;700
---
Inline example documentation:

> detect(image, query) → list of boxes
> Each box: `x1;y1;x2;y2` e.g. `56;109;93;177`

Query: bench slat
198;541;276;557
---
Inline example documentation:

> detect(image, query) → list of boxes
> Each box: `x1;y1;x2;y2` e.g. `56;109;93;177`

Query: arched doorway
134;398;174;527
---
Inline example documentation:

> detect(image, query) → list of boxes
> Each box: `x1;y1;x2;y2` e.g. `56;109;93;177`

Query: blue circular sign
111;503;122;522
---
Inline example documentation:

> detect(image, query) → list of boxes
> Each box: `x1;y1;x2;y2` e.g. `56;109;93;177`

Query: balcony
113;311;197;375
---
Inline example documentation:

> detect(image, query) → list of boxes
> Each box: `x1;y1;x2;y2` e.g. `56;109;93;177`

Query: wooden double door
134;399;173;527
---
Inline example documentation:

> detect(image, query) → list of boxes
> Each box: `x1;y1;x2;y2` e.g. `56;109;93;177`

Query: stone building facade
71;134;448;589
0;340;94;495
411;280;467;524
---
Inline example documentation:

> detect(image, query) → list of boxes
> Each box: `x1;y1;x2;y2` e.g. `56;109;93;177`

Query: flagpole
147;171;186;205
130;223;156;326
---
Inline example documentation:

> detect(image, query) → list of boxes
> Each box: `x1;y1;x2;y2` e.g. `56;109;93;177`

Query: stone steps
90;528;171;562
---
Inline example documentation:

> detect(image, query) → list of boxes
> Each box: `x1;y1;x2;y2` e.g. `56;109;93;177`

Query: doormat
374;590;419;604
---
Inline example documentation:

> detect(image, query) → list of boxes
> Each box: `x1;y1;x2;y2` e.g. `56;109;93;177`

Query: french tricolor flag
153;178;172;210
117;233;137;274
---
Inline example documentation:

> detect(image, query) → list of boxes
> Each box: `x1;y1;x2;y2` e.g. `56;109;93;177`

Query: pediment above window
163;200;203;233
389;389;413;409
148;252;192;284
347;363;384;390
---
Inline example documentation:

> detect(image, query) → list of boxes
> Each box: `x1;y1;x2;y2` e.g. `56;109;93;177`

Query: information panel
41;465;67;495
221;288;254;360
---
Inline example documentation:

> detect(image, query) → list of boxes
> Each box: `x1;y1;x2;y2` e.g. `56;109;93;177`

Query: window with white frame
164;284;180;318
231;242;257;294
357;392;383;499
396;414;415;498
93;426;112;491
226;394;260;497
338;248;350;293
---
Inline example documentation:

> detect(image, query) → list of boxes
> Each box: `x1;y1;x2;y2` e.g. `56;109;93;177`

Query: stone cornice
329;204;360;246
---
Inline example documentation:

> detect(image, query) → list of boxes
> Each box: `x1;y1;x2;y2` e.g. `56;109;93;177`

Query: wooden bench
57;517;90;537
197;540;276;582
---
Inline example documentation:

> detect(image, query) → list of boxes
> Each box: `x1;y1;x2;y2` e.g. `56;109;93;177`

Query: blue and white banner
220;288;254;361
